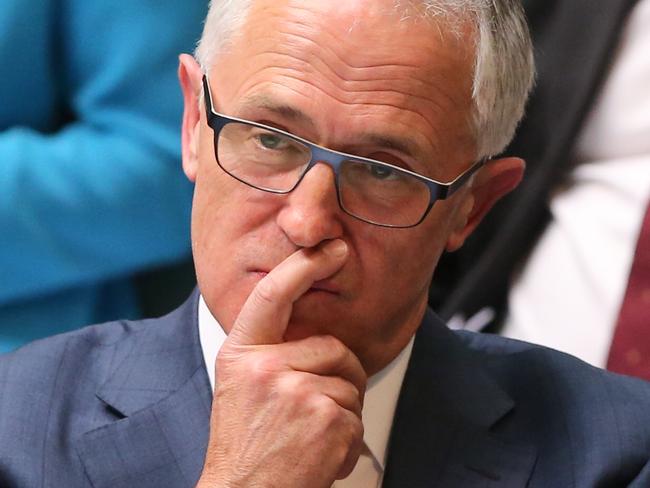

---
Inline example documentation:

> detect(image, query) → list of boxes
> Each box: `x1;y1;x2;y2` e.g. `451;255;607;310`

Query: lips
308;279;340;294
250;270;340;295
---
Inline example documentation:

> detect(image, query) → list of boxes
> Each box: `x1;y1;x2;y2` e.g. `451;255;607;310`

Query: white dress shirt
503;0;650;367
198;296;414;487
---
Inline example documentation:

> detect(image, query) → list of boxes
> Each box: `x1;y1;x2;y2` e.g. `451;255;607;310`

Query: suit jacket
430;0;642;327
1;290;649;487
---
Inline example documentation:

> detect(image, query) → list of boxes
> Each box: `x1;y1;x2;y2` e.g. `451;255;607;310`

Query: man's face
183;0;482;373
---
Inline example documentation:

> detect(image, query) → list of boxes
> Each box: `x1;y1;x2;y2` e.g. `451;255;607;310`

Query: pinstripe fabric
1;291;649;487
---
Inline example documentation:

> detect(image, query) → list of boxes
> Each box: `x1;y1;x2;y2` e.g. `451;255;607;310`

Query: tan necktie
332;444;381;488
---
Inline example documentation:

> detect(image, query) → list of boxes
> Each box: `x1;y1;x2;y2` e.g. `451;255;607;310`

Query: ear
445;157;525;252
178;53;204;182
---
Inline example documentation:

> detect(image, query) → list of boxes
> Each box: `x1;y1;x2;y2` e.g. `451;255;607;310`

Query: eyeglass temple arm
445;159;486;198
202;75;215;117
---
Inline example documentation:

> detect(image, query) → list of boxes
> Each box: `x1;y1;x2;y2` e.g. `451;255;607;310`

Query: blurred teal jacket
0;1;206;351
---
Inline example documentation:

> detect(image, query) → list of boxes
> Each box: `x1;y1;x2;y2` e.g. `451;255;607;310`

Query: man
1;1;649;487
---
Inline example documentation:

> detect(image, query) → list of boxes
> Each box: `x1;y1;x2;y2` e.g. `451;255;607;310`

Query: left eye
369;165;397;180
256;132;289;150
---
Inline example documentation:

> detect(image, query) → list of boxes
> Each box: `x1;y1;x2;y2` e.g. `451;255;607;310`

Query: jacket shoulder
0;292;199;486
455;329;650;403
454;330;650;485
0;317;156;434
0;318;153;486
0;318;145;378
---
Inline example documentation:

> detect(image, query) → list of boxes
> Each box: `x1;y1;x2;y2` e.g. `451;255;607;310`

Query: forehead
211;0;477;174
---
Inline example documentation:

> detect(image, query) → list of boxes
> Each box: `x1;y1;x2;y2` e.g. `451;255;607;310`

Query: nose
276;163;344;248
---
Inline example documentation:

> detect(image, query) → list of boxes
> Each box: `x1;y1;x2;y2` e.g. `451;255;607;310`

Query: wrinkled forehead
212;0;477;113
230;0;475;64
243;0;408;41
209;0;478;171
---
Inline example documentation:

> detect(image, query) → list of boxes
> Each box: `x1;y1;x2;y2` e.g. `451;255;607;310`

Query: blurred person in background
0;0;206;352
431;0;650;379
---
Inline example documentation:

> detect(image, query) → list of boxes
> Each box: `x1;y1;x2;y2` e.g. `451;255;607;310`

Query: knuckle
332;444;350;469
333;379;361;413
341;411;363;445
253;354;282;375
277;373;311;399
320;334;347;359
252;275;282;307
342;379;360;400
236;352;283;383
351;416;364;441
215;349;279;386
311;395;340;422
334;421;361;467
323;400;341;422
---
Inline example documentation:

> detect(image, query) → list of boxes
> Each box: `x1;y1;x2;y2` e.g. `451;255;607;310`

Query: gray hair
195;0;534;159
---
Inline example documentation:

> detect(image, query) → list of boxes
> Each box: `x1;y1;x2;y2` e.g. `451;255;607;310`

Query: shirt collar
197;295;414;471
198;295;227;390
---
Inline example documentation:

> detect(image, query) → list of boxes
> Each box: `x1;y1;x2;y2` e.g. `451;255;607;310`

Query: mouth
251;270;340;295
308;279;340;294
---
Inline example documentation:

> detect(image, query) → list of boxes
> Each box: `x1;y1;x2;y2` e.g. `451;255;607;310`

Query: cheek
191;180;235;301
191;171;233;256
191;167;289;327
191;168;246;284
353;231;425;299
192;154;275;240
356;215;450;300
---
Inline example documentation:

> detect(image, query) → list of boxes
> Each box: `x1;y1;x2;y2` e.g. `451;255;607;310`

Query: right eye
255;131;290;150
368;164;398;180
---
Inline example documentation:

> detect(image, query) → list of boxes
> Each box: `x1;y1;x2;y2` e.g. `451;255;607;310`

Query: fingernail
325;239;348;257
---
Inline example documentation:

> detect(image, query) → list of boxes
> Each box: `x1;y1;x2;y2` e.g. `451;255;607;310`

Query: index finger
227;239;348;346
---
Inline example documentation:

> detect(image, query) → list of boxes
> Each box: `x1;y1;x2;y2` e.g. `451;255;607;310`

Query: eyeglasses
202;75;484;228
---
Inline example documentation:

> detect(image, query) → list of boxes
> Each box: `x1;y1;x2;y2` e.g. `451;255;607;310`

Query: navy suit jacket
1;291;649;487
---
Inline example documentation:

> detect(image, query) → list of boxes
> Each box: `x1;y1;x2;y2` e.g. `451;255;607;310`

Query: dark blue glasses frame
202;75;485;228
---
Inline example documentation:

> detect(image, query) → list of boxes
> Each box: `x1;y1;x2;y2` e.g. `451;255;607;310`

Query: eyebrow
238;93;423;161
239;93;316;129
360;134;420;161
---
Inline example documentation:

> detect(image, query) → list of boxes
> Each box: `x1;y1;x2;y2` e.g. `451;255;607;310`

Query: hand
197;239;367;488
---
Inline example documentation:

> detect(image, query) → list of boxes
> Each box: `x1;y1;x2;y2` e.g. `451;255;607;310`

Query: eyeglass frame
202;75;485;229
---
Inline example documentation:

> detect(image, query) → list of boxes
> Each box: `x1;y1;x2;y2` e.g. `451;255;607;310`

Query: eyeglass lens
216;122;432;227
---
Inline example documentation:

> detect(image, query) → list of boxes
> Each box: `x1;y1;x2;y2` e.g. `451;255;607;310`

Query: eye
256;131;289;150
369;164;397;180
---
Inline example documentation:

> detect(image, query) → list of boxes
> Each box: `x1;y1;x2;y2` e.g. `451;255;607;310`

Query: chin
285;298;363;345
285;301;339;338
283;324;322;343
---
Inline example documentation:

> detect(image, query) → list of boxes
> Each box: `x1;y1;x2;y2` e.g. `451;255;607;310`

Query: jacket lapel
383;310;536;487
76;290;213;488
74;295;535;487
